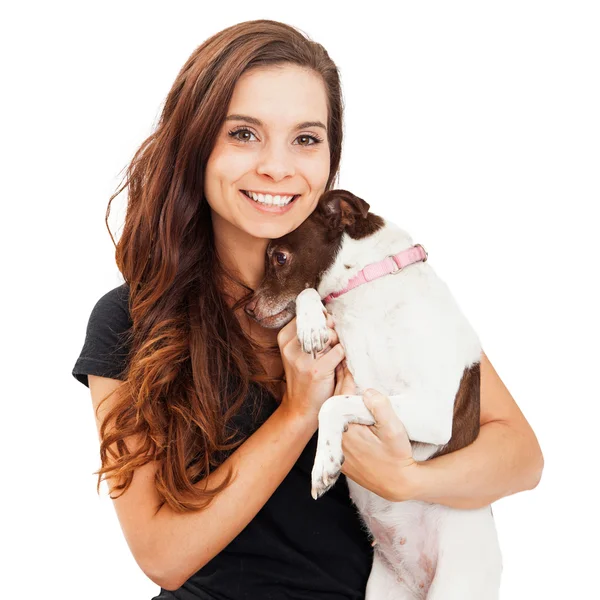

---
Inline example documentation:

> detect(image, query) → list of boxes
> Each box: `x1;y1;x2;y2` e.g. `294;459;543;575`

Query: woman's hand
335;363;419;502
277;312;345;430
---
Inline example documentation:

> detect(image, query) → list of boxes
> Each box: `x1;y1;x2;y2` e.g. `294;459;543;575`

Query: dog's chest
328;266;476;397
329;271;431;393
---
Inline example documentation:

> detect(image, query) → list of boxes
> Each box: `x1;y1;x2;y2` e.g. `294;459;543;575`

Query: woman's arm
88;375;316;592
400;351;544;509
338;352;544;509
151;398;315;589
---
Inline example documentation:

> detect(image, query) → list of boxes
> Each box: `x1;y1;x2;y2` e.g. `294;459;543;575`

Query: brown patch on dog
428;361;481;460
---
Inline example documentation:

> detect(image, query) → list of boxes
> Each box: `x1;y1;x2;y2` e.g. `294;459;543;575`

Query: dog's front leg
295;288;330;358
311;394;375;499
311;391;453;499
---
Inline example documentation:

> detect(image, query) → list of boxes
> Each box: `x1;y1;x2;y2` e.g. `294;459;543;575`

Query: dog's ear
317;189;370;232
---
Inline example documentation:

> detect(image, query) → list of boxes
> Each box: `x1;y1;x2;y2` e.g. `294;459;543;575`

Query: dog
244;189;503;599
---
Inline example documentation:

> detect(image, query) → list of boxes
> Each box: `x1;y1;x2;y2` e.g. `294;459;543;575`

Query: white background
2;1;598;598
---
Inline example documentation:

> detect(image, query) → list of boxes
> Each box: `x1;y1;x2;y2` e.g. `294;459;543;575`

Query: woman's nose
256;146;296;181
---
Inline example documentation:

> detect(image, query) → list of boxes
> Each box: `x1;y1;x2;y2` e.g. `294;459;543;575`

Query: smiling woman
72;18;372;600
204;64;332;241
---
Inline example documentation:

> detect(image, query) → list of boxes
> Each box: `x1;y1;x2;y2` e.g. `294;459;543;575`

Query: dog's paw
311;434;345;499
296;303;329;358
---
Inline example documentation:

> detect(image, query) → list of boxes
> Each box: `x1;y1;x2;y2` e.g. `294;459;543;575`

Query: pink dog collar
322;244;428;305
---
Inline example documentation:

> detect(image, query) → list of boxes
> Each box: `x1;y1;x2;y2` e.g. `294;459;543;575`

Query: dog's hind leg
426;506;502;600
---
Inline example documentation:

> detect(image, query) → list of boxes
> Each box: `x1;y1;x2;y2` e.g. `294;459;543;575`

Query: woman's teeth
242;190;298;206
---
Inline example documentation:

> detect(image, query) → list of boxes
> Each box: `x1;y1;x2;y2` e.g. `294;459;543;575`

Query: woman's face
204;64;331;241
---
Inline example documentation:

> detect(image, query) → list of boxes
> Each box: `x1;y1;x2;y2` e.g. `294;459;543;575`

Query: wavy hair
93;19;345;513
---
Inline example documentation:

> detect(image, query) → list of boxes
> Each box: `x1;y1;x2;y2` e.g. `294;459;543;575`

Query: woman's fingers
336;361;357;395
314;340;345;373
277;312;336;349
324;312;335;328
334;363;345;395
278;313;338;356
319;325;338;351
276;315;298;349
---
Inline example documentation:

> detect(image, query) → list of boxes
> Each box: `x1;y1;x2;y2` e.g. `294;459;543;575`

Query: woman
72;19;543;599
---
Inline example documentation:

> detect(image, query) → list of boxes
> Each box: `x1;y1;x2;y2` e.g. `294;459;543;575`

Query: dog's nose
245;298;257;317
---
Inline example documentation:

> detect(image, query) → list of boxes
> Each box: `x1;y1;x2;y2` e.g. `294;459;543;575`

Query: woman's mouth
239;189;300;214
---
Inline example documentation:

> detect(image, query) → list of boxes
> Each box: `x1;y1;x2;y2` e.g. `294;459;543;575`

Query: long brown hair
93;19;345;512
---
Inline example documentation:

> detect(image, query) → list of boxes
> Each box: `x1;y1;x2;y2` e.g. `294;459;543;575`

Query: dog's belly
349;482;440;596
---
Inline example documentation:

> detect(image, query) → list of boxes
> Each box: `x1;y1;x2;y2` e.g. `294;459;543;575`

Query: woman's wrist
389;460;426;503
276;400;318;437
396;456;486;508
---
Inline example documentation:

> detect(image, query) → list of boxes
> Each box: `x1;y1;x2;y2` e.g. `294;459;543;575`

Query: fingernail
364;388;377;397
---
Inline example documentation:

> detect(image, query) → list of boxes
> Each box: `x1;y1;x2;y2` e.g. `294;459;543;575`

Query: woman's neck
212;218;285;400
211;211;270;291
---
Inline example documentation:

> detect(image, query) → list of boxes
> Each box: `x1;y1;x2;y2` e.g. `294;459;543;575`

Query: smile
241;190;300;206
239;190;300;214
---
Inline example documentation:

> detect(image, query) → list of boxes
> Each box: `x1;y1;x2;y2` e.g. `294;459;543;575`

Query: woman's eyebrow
225;114;327;132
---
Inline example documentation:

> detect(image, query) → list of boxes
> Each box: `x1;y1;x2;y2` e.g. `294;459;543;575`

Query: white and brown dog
244;189;502;599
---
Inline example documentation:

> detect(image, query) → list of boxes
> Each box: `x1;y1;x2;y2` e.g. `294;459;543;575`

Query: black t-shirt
72;283;374;599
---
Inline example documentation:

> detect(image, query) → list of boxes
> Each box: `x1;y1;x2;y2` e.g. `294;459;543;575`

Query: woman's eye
296;134;320;146
227;128;323;146
229;128;257;142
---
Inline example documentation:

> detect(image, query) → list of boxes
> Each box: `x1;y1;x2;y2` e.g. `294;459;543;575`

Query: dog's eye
274;252;287;266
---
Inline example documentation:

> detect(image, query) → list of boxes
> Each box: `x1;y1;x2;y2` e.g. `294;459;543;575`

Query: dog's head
244;189;384;328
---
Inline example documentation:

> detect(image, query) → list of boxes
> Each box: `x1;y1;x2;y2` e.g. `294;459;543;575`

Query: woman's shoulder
72;283;133;388
84;282;132;342
92;282;131;323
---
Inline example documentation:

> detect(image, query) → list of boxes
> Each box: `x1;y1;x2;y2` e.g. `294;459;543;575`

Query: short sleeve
72;283;134;388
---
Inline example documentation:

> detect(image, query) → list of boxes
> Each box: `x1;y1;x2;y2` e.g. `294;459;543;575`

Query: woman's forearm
150;402;316;590
405;420;544;510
